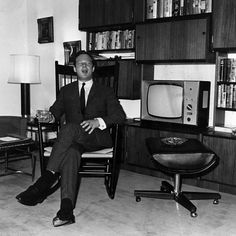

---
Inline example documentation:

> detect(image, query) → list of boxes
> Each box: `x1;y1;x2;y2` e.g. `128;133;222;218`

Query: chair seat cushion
82;148;113;158
146;138;218;174
44;146;113;158
153;152;215;171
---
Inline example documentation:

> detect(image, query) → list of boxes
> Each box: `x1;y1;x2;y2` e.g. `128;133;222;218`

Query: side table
0;134;36;180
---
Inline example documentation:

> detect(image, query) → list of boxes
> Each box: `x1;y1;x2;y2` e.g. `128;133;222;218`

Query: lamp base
21;83;30;117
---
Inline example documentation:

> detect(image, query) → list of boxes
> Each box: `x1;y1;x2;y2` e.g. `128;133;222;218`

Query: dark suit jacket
49;81;126;148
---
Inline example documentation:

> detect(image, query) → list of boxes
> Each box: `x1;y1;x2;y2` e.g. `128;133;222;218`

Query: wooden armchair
37;59;122;199
0;116;36;180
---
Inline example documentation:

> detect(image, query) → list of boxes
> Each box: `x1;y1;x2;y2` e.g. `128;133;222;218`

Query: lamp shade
8;54;40;84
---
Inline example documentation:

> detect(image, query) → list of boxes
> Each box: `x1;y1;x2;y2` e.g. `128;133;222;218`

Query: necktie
80;82;86;114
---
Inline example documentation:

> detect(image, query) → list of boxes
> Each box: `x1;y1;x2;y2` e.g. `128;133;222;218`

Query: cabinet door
136;18;210;61
118;62;153;99
79;0;134;30
133;0;145;23
213;0;236;49
202;135;236;187
96;60;142;99
125;126;160;169
104;0;134;26
79;0;105;29
118;60;141;99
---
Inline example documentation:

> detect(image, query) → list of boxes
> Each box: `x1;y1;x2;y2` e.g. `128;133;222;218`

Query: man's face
75;54;94;81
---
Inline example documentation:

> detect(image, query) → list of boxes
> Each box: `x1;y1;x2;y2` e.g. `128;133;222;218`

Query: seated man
16;51;126;227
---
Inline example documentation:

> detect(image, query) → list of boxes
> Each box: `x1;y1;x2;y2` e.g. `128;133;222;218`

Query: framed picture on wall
37;16;54;44
63;40;81;65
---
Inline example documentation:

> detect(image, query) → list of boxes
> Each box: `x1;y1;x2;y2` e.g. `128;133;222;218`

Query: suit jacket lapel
86;82;97;106
69;82;81;111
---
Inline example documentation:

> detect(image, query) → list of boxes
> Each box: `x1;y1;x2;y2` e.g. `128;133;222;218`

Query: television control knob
187;104;192;110
187;117;191;122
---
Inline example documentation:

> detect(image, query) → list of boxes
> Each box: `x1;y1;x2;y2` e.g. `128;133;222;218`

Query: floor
1;161;236;236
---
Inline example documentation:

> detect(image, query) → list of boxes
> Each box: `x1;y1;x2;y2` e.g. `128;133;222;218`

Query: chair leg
134;173;220;217
105;172;116;199
31;154;36;181
183;191;221;202
105;158;120;200
174;192;197;216
5;151;8;173
134;190;173;201
161;180;175;192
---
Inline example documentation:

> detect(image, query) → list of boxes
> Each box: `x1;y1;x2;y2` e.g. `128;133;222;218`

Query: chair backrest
55;58;120;96
0;116;27;137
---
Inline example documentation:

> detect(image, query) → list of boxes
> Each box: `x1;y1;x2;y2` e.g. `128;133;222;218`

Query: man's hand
80;119;100;134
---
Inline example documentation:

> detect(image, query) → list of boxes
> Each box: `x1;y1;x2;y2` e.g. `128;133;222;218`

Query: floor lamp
8;54;40;117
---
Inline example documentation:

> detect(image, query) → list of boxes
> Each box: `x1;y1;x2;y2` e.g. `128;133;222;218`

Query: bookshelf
214;53;236;129
212;0;236;131
216;57;236;110
79;0;150;100
87;29;135;53
145;0;212;20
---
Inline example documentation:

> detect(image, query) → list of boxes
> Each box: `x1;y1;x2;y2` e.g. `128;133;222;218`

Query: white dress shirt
78;80;106;130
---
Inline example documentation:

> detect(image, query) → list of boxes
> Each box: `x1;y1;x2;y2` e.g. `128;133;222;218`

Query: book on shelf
146;0;163;19
146;0;155;19
218;58;236;82
163;0;172;17
172;0;181;16
217;84;222;108
184;0;193;15
89;30;135;51
179;0;185;15
205;0;212;13
146;0;211;19
217;84;236;109
233;85;236;108
192;0;201;14
153;0;158;18
229;59;236;82
99;52;135;60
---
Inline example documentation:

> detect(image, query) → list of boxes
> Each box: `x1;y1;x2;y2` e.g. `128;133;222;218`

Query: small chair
36;59;121;199
134;137;221;217
0;116;36;180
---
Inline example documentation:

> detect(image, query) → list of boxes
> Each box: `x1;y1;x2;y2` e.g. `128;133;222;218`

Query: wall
26;0;86;116
0;0;86;116
0;0;28;116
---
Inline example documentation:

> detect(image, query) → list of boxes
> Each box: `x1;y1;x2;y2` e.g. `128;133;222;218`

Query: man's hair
73;50;96;67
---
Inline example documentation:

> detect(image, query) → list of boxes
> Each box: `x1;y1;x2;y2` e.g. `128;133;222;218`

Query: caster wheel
160;186;168;192
191;212;198;218
213;199;219;204
136;196;141;202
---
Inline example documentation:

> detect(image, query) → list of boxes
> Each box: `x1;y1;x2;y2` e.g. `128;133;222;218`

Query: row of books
146;0;212;19
218;58;236;82
88;30;135;51
217;84;236;109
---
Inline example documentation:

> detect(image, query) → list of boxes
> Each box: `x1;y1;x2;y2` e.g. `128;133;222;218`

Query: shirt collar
78;79;93;88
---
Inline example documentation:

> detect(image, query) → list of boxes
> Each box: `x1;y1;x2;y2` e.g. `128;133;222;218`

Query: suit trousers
46;123;103;207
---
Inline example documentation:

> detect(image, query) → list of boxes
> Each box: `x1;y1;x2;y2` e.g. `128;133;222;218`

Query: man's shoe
53;198;75;227
52;215;75;227
16;170;58;206
16;185;47;206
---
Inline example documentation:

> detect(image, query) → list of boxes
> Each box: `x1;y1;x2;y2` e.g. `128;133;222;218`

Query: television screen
147;84;183;118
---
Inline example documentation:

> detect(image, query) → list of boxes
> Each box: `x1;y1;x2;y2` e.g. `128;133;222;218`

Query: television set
141;80;211;128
